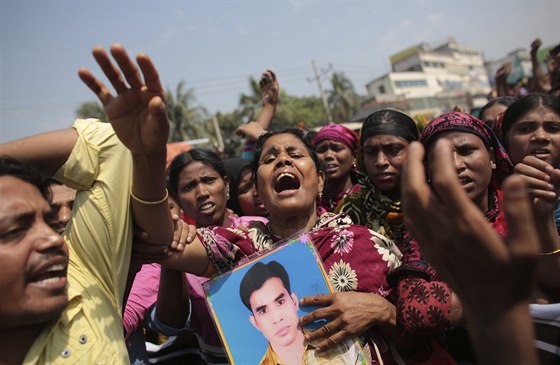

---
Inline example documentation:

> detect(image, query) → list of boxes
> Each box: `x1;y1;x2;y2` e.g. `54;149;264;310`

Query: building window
378;85;386;94
395;80;428;88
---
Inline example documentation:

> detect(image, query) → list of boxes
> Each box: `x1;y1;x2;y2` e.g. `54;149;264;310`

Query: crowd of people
0;39;558;365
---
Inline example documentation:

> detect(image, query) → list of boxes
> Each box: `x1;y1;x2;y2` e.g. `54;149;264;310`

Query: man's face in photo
248;277;301;348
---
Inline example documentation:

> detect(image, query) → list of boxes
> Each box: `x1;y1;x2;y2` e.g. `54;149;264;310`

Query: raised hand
402;140;539;317
78;44;169;155
531;38;542;55
401;140;539;365
260;69;279;105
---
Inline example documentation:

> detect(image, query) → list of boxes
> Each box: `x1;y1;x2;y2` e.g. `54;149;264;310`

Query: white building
364;37;491;114
486;48;532;85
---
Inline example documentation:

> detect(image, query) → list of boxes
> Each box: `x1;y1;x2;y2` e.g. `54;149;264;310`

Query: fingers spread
109;44;144;90
299;293;333;307
148;96;170;138
92;46;128;94
137;53;165;98
78;67;113;105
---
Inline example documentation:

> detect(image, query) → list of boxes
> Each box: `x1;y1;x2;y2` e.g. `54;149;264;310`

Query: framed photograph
203;233;367;365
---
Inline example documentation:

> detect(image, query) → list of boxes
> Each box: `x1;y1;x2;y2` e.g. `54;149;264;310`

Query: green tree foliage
238;76;262;123
327;71;360;123
75;101;108;123
274;92;327;129
166;81;211;143
76;77;333;158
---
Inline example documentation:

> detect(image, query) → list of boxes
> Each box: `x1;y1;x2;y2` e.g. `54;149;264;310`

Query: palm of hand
105;89;168;154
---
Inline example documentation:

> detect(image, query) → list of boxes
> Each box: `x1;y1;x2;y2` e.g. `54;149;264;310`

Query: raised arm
0;129;77;175
236;69;279;141
78;44;173;245
495;62;514;97
530;38;551;93
402;140;539;365
255;69;279;130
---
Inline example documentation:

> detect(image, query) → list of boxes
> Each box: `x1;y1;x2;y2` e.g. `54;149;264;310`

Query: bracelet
539;248;560;256
130;189;169;206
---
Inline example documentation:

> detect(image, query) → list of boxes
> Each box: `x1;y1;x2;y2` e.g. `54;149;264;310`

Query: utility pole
310;60;333;124
212;113;225;151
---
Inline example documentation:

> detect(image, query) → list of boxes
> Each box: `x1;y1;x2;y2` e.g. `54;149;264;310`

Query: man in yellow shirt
0;44;173;364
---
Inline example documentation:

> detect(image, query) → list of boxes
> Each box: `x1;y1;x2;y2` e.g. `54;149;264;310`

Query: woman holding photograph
154;128;434;364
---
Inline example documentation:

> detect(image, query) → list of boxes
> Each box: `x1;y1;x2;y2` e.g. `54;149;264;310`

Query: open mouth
274;172;301;193
199;202;215;212
458;176;473;186
31;263;67;286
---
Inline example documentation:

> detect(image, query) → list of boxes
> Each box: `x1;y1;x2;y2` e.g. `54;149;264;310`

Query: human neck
267;209;318;239
382;187;401;201
325;175;353;199
271;332;306;364
1;324;45;365
475;189;490;213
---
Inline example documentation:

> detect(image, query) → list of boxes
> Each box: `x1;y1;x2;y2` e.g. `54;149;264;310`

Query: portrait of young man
239;260;363;365
240;260;305;364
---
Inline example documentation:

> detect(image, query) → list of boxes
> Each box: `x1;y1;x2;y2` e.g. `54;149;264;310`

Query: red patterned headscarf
420;112;513;189
313;124;359;152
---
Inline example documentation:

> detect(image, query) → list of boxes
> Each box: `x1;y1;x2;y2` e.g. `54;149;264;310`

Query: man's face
248;277;301;348
0;176;69;330
50;184;76;235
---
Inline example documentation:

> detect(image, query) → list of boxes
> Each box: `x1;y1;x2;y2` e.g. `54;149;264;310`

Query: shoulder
72;118;117;143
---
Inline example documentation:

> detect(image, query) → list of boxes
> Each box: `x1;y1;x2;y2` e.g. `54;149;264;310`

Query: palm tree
327;72;359;123
166;81;209;142
238;76;262;122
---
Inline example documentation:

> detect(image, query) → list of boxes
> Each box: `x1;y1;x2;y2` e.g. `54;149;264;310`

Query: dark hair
251;128;321;178
360;109;419;145
550;43;560;57
168;149;226;200
224;157;252;216
0;157;52;202
478;97;517;125
239;260;291;312
501;93;560;147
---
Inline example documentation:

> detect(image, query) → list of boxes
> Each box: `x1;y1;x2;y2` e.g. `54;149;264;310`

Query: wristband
539;248;560;256
131;189;169;205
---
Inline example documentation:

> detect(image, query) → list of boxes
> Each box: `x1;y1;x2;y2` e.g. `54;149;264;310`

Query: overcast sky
1;0;558;142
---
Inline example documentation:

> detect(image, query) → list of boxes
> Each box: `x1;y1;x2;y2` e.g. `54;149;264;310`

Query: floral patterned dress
197;212;404;364
199;212;401;295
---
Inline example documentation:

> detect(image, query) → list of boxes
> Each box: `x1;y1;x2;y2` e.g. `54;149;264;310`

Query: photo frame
203;233;367;364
